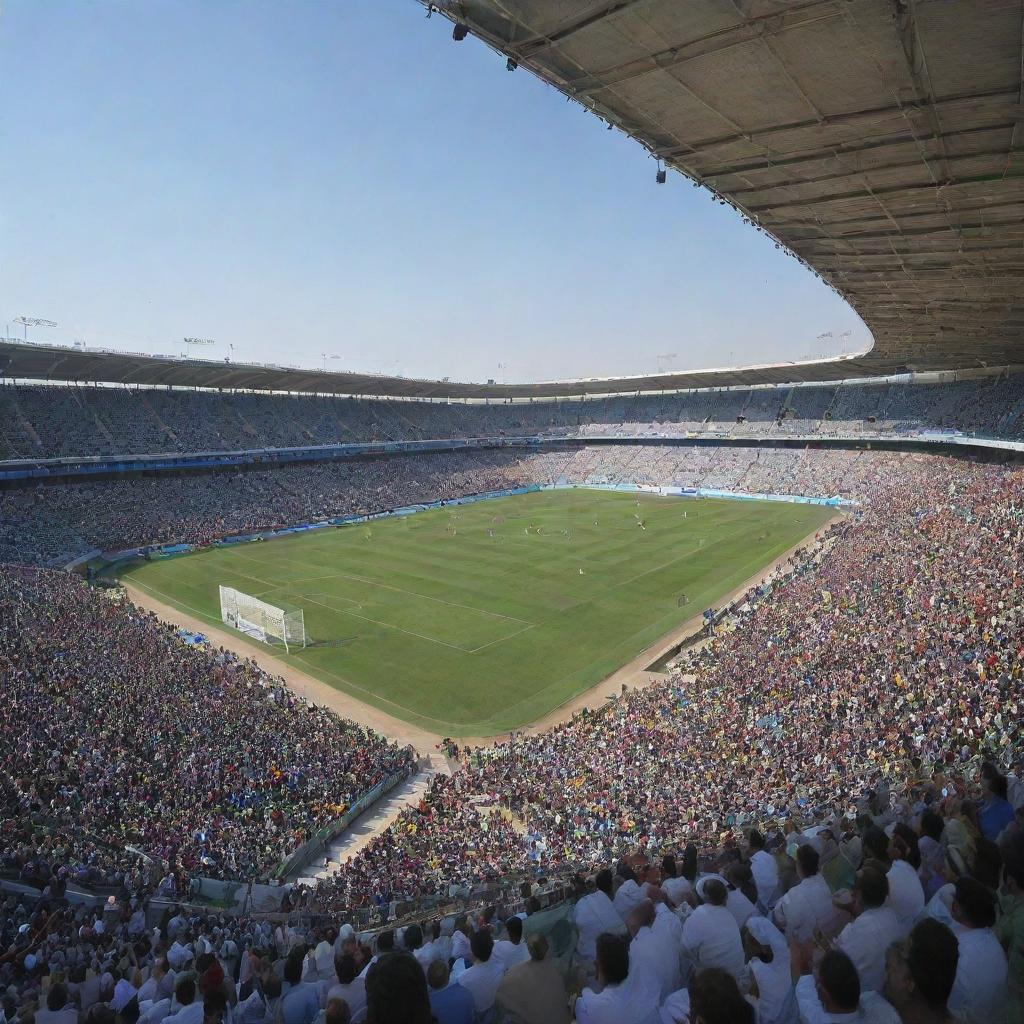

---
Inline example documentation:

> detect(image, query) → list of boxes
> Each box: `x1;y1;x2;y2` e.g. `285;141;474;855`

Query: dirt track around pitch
121;511;841;752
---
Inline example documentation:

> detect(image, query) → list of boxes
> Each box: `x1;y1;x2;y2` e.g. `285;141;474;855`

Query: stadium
1;3;1022;1024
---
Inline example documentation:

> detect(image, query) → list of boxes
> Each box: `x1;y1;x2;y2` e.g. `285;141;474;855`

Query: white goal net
218;586;306;652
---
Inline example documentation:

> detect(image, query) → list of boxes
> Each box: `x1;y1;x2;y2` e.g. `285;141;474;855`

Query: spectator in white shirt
740;915;795;1024
794;949;900;1024
747;830;781;912
681;879;744;980
137;958;172;1006
163;977;203;1024
410;923;437;972
312;931;336;984
628;901;680;1001
722;863;758;929
834;867;903;994
450;919;472;965
775;845;846;943
863;825;926;939
323;954;365;1023
574;869;627;969
575;933;660;1024
882;918;960;1024
946;877;1009;1022
168;935;195;973
886;825;926;936
491;916;529;972
457;929;505;1018
614;864;649;920
660;855;693;908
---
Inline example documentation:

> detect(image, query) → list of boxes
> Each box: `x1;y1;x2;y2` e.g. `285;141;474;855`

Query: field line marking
125;579;460;728
125;578;226;628
301;595;475;653
228;548;534;626
289;656;473;729
465;622;537;653
477;520;827;723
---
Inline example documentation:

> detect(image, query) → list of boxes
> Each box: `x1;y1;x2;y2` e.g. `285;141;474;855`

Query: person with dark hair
834;866;902;993
456;928;503;1017
774;842;845;943
492;915;528;971
201;990;227;1024
494;934;570;1024
863;827;892;871
688;966;755;1024
613;859;647;919
281;954;319;1024
402;924;423;955
311;929;335;985
35;982;78;1024
356;930;394;983
413;921;443;972
980;763;1015;842
162;976;201;1024
661;854;693;906
627;900;679;1001
681;879;744;979
887;825;926;935
794;948;900;1024
884;919;959;1023
996;833;1024;1024
573;868;627;976
259;976;283;1024
721;862;757;928
425;959;473;1024
575;933;659;1024
681;845;699;883
919;811;947;899
365;953;433;1024
326;953;365;1022
746;829;780;912
947;876;1008;1019
449;917;472;965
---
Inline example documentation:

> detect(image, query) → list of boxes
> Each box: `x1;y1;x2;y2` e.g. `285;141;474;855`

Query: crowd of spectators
0;566;414;890
3;373;1024;461
3;434;1024;1020
0;444;946;568
0;451;537;566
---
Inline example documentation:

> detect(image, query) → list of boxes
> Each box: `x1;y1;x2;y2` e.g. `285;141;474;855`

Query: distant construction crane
656;352;678;372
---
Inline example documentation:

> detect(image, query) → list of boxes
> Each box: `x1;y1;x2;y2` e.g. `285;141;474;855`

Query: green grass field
118;490;833;735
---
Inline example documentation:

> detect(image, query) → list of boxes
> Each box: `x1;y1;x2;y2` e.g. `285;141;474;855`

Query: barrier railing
272;766;415;881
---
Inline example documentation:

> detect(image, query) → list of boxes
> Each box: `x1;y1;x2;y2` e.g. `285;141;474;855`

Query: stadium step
139;391;179;444
9;393;44;452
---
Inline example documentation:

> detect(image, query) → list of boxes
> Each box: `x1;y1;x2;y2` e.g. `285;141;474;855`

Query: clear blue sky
0;0;870;383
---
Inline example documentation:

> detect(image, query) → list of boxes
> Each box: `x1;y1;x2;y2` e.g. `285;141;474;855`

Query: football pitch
117;490;834;735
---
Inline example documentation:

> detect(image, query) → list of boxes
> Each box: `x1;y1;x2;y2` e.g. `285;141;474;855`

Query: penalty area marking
226;547;533;626
299;594;533;654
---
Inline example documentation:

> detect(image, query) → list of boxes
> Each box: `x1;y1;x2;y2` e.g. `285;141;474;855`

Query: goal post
218;586;306;652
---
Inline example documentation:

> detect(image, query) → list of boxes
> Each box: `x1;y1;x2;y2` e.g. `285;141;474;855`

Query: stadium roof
429;0;1024;374
0;338;887;398
5;0;1021;399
